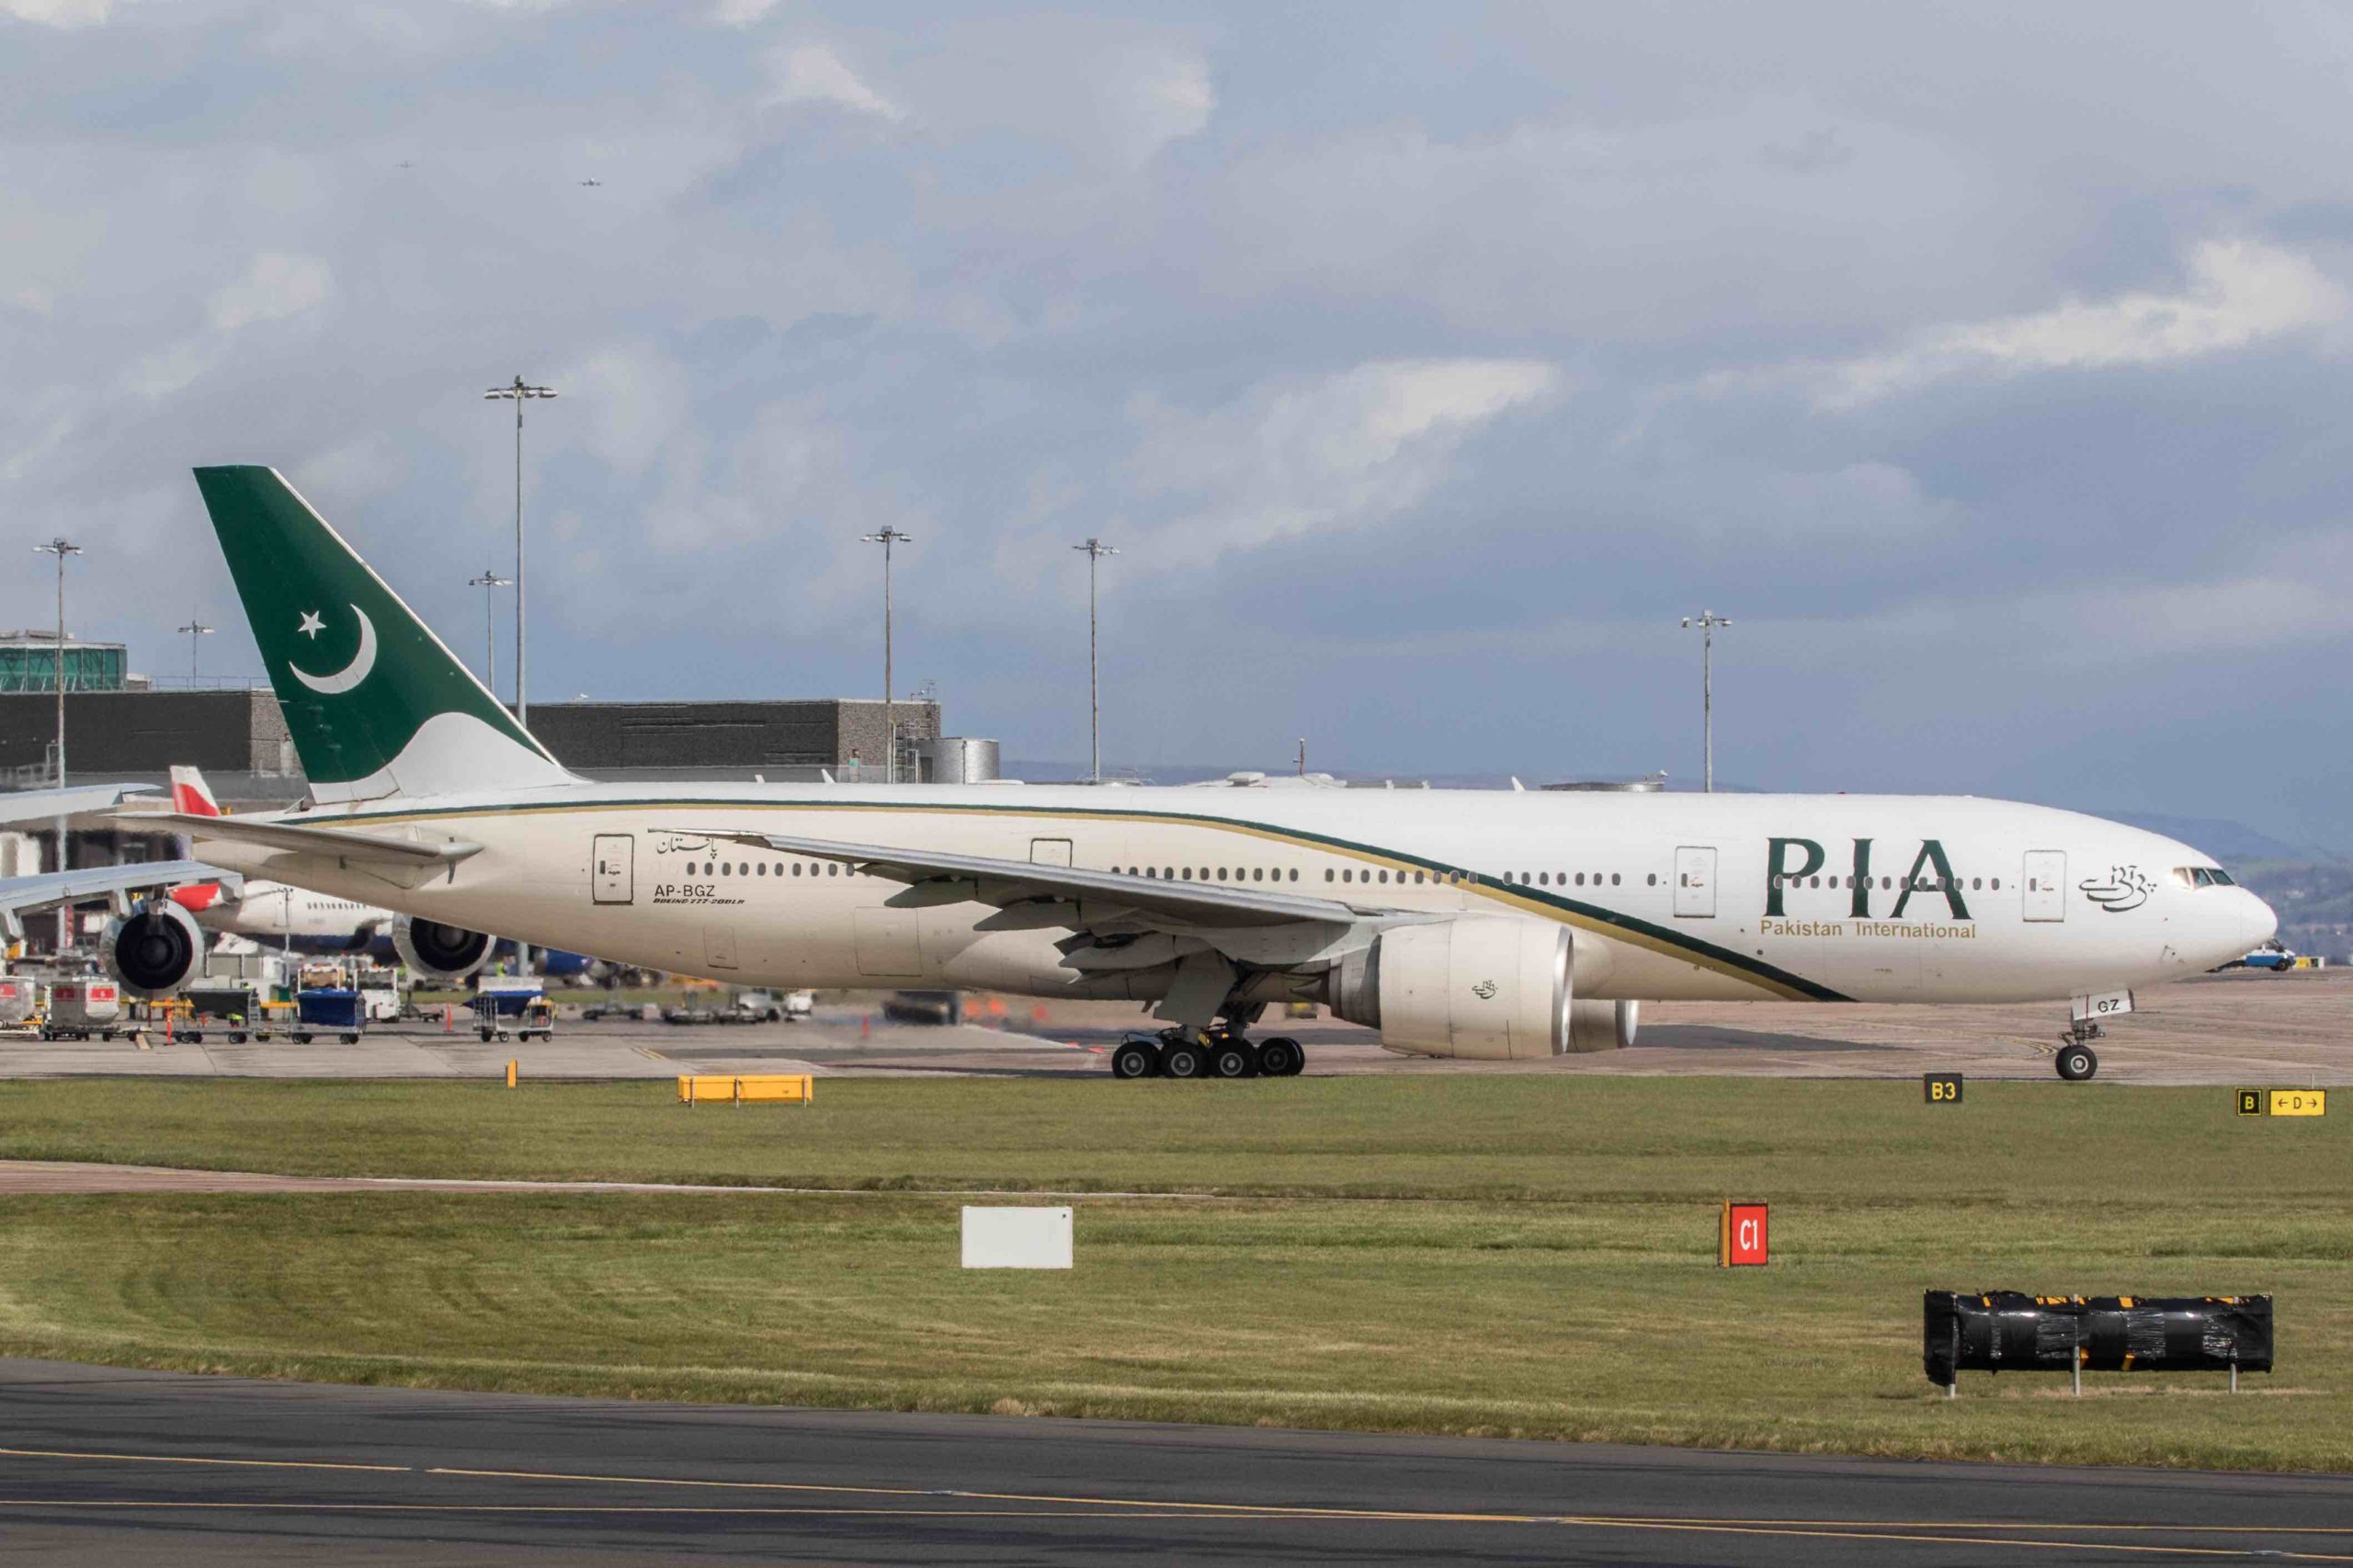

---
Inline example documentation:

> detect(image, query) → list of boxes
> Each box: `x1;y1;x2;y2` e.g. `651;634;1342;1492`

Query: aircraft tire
2057;1044;2097;1081
1160;1041;1205;1080
1110;1040;1158;1080
1211;1040;1256;1079
1256;1037;1304;1077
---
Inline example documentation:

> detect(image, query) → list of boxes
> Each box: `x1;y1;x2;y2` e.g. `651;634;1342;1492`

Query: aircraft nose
2240;889;2279;951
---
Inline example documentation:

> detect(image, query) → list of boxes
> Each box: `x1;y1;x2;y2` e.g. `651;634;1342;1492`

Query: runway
0;1360;2347;1565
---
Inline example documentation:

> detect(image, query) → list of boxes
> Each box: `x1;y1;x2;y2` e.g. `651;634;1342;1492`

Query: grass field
0;1076;2343;1470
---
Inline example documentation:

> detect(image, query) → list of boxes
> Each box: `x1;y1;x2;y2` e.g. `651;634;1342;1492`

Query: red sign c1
1720;1201;1768;1267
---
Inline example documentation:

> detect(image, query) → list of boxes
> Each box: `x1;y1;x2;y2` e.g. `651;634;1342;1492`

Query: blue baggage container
293;988;367;1042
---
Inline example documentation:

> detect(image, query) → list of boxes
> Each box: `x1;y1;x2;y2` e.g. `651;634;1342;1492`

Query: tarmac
1;967;2345;1084
1;1358;2346;1567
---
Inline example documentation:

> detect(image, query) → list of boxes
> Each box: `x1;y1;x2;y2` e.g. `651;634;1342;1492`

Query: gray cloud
6;1;2353;846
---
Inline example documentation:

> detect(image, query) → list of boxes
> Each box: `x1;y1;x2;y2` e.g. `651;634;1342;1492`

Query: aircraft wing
0;859;239;940
1;783;161;826
687;830;1400;930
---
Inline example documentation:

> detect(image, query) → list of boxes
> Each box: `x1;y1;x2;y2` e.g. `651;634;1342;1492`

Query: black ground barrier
1924;1291;2271;1391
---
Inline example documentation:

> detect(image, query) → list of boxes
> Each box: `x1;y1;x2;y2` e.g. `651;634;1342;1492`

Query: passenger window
1289;869;1299;881
1611;873;1620;886
1990;878;2000;891
1325;869;1335;882
828;864;839;877
1647;874;1657;886
1379;870;1390;883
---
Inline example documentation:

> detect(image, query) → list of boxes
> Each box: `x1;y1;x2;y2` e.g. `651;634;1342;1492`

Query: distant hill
2097;812;2343;867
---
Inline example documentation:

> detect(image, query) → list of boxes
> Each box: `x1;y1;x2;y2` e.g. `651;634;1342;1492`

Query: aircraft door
2022;850;2066;922
854;909;923;976
1673;846;1717;918
592;834;633;904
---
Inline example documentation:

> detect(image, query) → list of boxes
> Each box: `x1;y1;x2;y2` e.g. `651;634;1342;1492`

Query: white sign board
961;1206;1073;1269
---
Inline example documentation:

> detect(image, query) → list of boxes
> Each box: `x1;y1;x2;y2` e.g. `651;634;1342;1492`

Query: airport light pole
32;539;80;953
176;617;213;684
859;526;912;783
468;569;510;694
1679;609;1732;793
1072;538;1118;782
483;376;557;722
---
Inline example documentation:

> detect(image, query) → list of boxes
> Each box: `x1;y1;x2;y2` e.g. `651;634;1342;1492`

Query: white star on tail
298;610;324;639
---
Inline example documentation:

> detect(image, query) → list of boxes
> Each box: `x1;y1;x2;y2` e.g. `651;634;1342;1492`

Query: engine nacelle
1567;997;1639;1051
392;915;494;981
101;899;205;998
1327;918;1570;1060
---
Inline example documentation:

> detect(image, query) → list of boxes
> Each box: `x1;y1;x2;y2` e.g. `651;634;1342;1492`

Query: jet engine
1567;997;1639;1052
1326;917;1569;1060
100;898;205;998
392;915;494;981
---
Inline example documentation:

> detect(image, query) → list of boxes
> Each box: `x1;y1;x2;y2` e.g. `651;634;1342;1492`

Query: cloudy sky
6;2;2353;842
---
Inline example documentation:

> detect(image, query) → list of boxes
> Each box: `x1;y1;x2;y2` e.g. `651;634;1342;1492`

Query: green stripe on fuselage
312;794;1853;1002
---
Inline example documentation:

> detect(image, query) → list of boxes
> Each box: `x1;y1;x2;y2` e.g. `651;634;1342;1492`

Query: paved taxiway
1;967;2346;1083
2;1358;2347;1567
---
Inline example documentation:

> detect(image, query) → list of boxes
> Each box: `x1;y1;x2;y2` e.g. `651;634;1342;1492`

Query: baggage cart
472;989;555;1042
179;983;268;1043
290;987;366;1044
42;979;122;1041
0;976;33;1028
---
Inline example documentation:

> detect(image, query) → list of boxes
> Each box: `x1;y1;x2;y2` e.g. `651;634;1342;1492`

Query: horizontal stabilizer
130;812;482;869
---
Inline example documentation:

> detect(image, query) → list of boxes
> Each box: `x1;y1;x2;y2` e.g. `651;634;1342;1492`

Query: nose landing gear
2053;1019;2101;1081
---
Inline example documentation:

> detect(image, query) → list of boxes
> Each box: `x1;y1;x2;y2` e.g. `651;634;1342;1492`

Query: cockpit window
2176;866;2236;888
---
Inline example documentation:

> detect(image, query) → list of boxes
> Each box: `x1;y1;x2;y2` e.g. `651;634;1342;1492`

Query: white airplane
146;466;2277;1081
0;782;231;987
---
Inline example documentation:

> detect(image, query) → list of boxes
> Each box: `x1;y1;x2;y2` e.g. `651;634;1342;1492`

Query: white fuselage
188;879;389;948
188;782;2275;1006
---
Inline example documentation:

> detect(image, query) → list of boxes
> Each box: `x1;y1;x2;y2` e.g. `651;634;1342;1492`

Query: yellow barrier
677;1074;813;1107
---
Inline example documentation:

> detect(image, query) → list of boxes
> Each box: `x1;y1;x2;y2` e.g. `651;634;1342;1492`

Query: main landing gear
1109;1027;1305;1081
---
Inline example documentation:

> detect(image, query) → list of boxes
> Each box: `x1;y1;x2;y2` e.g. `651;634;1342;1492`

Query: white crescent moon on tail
290;604;378;695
